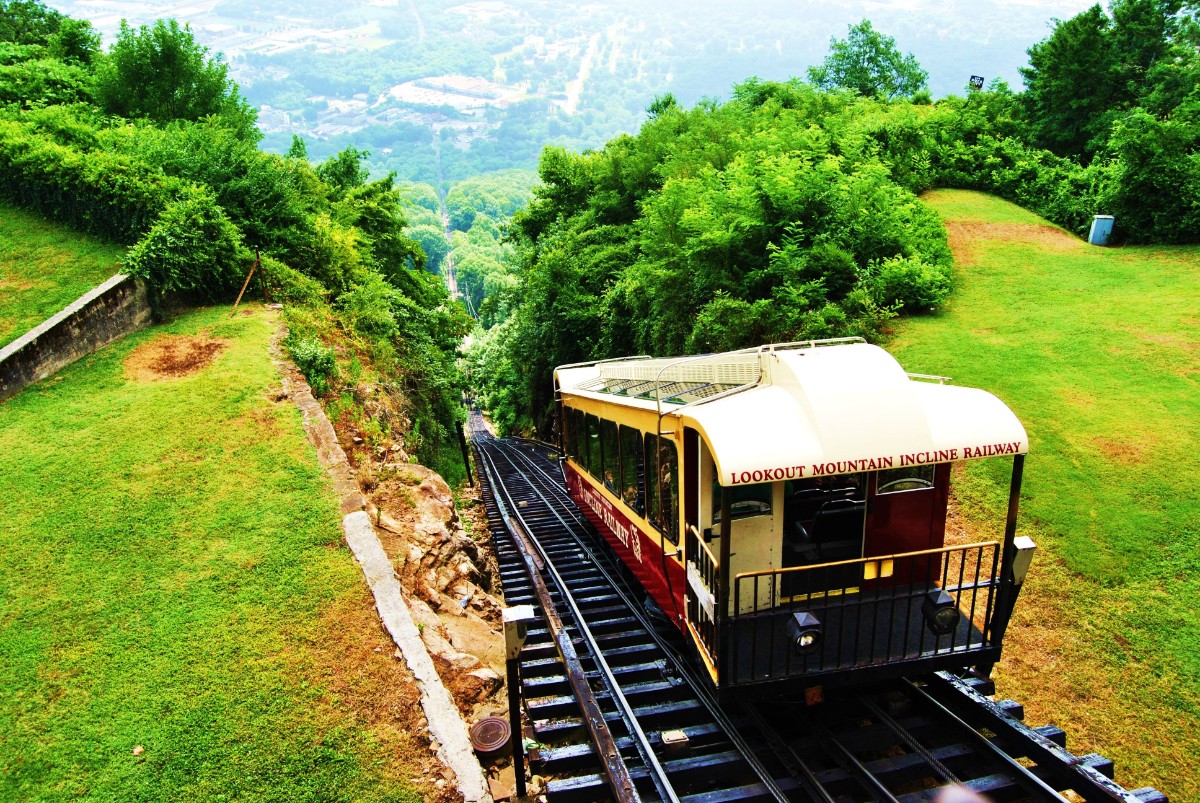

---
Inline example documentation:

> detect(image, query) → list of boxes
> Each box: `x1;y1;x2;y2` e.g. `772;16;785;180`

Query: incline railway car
554;338;1036;698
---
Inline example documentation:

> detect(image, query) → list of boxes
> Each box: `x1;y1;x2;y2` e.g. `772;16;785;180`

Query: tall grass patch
0;305;424;802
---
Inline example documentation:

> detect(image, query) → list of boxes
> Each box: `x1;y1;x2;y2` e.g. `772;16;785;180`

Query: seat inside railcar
783;476;865;564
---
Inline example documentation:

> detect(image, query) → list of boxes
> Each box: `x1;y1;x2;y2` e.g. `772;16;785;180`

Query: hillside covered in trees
0;0;471;472
468;1;1200;435
2;0;1197;445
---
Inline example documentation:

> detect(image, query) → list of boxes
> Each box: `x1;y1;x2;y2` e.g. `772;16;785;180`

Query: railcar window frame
645;432;680;544
712;481;773;522
573;408;580;461
619;424;643;514
569;408;582;463
584;413;601;479
600;419;620;492
876;464;937;494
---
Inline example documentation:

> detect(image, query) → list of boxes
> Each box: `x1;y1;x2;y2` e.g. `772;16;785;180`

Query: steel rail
903;676;1073;801
478;429;794;803
475;437;678;803
919;674;1158;803
481;437;683;803
740;703;838;803
859;695;961;786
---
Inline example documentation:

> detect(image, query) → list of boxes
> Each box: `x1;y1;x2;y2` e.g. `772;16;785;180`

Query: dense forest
467;2;1200;436
0;0;471;475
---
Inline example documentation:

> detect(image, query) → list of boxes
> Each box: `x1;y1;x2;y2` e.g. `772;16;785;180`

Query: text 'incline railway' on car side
554;338;1036;699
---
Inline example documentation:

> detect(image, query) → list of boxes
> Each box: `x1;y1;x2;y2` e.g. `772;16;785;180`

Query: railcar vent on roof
600;353;762;386
577;375;750;404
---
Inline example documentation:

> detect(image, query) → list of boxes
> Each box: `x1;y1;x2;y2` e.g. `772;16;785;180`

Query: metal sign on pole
969;75;985;91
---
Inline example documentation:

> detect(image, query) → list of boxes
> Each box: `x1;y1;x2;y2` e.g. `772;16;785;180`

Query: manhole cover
470;716;511;758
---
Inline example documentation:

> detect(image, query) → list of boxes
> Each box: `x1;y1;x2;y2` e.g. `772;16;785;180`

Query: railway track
469;416;1166;803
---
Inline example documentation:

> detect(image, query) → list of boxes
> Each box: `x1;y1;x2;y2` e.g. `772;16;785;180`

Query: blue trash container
1088;215;1114;245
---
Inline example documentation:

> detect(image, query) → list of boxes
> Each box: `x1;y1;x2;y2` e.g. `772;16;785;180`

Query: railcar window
601;419;620;491
571;408;581;463
571;408;583;460
619;425;643;513
645;433;679;544
585;414;601;478
573;408;588;463
877;465;936;494
712;482;772;522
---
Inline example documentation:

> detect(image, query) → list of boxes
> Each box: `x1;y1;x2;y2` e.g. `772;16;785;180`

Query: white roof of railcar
555;341;1028;486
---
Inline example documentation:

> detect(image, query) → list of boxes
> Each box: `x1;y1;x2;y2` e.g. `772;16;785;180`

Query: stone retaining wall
0;273;152;402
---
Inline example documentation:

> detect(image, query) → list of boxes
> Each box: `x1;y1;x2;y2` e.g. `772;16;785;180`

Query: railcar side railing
684;525;721;681
727;541;1001;687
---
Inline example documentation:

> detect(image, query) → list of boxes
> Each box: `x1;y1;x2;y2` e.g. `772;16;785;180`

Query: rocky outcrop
370;462;507;716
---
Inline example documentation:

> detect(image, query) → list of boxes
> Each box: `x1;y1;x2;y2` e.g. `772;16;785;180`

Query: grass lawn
0;202;127;348
0;305;427;802
896;190;1199;799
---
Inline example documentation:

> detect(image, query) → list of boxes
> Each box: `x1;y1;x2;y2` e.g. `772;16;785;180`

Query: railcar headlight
922;589;960;636
786;611;822;655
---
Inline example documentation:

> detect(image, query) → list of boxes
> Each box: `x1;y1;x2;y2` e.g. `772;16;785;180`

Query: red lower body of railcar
564;461;687;631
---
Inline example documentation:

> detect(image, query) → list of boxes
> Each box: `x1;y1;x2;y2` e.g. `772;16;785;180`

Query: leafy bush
0;117;185;243
866;255;952;312
336;273;401;338
123;185;247;298
263;256;325;306
286;337;337;397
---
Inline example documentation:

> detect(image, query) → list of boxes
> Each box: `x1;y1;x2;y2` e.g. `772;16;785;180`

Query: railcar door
779;473;867;598
862;463;951;589
688;439;784;615
684;434;721;674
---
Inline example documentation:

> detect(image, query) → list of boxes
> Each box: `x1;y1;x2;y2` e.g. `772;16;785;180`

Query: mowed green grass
0;202;127;348
0;306;423;802
896;190;1199;797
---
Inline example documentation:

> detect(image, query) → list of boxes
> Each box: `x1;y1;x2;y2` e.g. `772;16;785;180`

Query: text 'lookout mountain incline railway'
469;416;1166;803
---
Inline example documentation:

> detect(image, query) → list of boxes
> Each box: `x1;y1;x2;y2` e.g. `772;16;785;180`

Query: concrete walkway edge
273;329;490;803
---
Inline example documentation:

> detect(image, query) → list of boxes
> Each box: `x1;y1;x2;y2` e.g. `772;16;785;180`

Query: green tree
332;174;430;301
316;145;369;198
286;134;308;161
1021;1;1200;159
646;93;679;118
1021;5;1117;159
48;17;99;64
0;0;62;46
1111;0;1186;96
94;19;256;137
807;19;927;100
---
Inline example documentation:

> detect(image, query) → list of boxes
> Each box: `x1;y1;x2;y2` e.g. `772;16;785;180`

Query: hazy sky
46;0;1105;98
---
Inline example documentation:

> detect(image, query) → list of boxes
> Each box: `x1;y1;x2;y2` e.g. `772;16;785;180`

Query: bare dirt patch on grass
125;334;227;381
1135;330;1199;356
1092;435;1152;465
946;221;1082;265
0;277;39;292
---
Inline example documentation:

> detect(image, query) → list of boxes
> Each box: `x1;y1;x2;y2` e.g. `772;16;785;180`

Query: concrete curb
272;328;491;803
